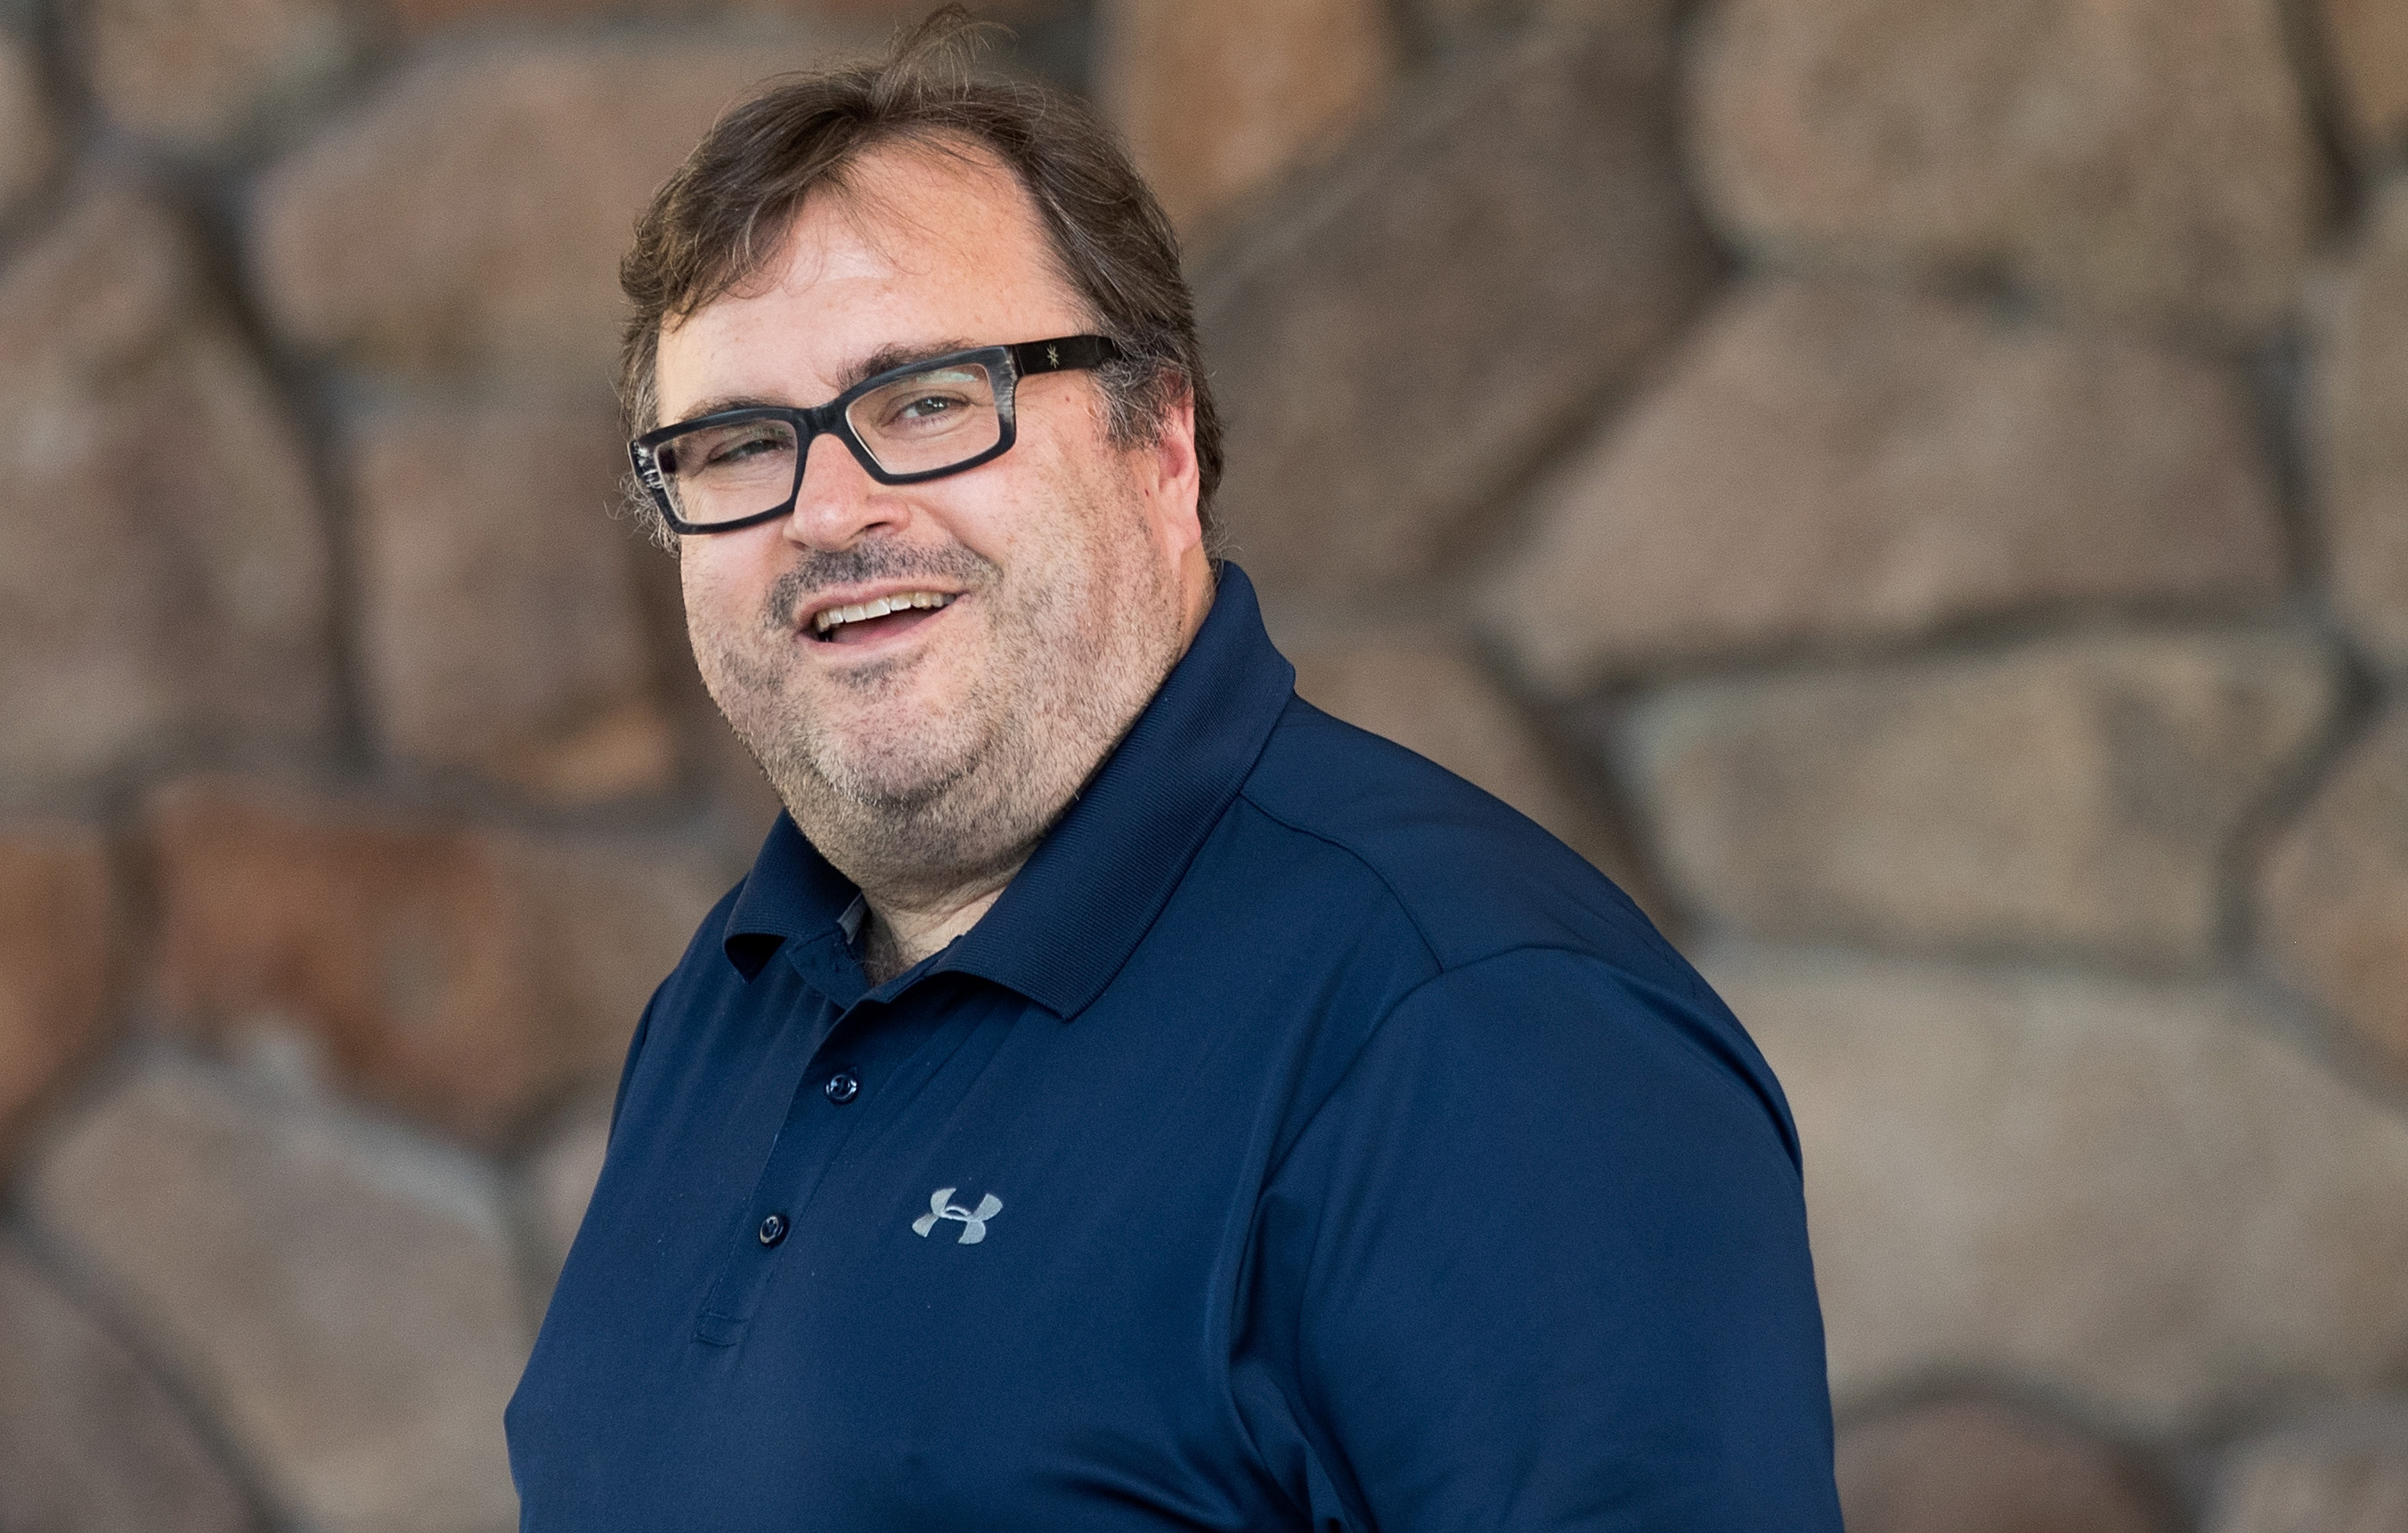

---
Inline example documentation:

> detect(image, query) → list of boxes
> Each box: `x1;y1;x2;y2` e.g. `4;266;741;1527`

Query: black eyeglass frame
629;334;1124;536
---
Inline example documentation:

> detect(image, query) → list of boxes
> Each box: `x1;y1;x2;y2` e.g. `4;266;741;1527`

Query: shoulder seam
1233;784;1446;972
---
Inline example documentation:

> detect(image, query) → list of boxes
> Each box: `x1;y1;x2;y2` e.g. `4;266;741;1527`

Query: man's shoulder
1234;694;1692;993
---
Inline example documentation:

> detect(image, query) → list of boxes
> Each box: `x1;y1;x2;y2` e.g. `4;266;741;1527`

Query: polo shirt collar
719;564;1296;1018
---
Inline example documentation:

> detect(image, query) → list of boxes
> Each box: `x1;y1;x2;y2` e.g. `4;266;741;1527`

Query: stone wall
0;0;2403;1526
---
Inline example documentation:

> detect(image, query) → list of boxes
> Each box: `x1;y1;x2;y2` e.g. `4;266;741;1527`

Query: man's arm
1239;946;1842;1531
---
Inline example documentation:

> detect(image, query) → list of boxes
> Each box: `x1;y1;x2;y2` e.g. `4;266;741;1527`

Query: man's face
656;141;1208;905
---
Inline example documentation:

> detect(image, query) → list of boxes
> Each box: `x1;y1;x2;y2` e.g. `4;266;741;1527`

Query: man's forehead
657;140;1085;411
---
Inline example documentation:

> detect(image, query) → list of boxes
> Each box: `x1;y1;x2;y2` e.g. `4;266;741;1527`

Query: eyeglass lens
652;361;1004;528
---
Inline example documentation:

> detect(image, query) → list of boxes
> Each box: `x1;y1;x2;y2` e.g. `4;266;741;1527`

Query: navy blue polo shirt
508;565;1841;1532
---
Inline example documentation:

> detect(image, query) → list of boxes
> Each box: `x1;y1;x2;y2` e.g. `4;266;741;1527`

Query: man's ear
1139;390;1204;560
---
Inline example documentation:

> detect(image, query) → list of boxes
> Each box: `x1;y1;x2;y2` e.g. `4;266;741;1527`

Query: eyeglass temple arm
1008;336;1123;375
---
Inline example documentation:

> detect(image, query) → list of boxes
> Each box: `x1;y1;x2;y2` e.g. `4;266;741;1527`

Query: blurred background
0;0;2404;1527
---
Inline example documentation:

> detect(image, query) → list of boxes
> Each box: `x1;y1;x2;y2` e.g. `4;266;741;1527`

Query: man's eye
894;393;968;422
700;430;790;468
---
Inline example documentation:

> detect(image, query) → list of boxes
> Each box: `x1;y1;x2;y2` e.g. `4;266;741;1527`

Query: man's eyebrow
669;339;980;426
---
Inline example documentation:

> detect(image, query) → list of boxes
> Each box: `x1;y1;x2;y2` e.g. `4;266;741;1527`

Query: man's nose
783;429;907;551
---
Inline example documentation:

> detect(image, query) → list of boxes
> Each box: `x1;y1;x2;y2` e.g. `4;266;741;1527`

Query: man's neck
858;880;1013;986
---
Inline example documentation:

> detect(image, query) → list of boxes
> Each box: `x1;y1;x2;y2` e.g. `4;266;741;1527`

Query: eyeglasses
629;334;1123;535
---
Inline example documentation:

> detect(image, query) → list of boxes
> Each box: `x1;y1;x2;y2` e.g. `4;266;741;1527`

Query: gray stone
1490;280;2289;694
350;397;674;803
28;1059;531;1533
2311;184;2408;669
1195;7;1718;597
2207;1418;2408;1533
1096;0;1399;236
73;0;359;149
1624;630;2336;966
1838;1399;2168;1533
2260;708;2408;1083
248;27;875;379
1688;0;2326;335
0;823;117;1170
0;28;55;218
523;1098;610;1283
0;1238;258;1533
0;185;333;798
147;777;727;1148
1288;632;1669;924
2322;0;2408;157
1712;947;2408;1431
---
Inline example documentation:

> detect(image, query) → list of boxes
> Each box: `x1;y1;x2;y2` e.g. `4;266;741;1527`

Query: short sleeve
1234;946;1842;1532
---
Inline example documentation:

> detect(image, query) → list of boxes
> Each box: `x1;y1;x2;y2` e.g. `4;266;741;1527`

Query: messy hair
616;6;1222;552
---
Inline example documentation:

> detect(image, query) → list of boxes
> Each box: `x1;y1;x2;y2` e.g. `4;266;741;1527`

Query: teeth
812;591;954;634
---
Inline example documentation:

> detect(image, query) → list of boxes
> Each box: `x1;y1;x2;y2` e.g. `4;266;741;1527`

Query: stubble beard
696;486;1184;911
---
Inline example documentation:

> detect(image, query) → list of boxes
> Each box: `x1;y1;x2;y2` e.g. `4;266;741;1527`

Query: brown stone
2323;0;2408;157
2208;1421;2408;1533
2311;185;2408;669
0;185;334;798
0;28;56;218
1194;8;1718;597
73;0;359;149
1712;947;2408;1430
1097;0;1398;236
2260;709;2408;1080
1838;1399;2168;1533
1289;633;1667;921
386;0;1063;36
248;27;876;379
27;1059;529;1533
1689;0;2325;335
0;825;117;1170
351;397;674;803
147;777;728;1146
1626;630;2337;967
0;1237;258;1533
1489;280;2290;693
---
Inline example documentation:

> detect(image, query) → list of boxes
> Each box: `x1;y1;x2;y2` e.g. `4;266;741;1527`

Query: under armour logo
912;1187;1002;1245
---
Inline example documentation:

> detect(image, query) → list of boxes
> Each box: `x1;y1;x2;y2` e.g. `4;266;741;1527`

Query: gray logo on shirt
913;1187;1003;1245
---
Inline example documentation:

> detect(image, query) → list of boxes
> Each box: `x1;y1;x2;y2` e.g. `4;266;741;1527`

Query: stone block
1195;9;1718;597
1097;0;1398;236
0;824;117;1170
1289;633;1668;922
1712;947;2408;1430
0;1238;257;1533
1838;1399;2168;1533
0;185;333;798
27;1059;529;1533
2311;185;2408;669
1689;0;2325;335
248;27;872;379
2207;1420;2408;1533
350;398;673;803
2260;709;2408;1080
2323;0;2408;157
147;777;726;1146
1490;280;2290;693
1625;630;2337;967
0;28;55;219
72;0;358;150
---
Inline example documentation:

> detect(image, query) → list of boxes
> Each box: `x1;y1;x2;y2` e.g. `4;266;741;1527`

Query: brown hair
618;7;1222;552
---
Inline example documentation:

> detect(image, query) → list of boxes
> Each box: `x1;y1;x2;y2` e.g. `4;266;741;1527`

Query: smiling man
505;12;1843;1531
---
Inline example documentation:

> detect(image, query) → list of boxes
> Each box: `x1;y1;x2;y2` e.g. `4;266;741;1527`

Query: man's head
622;12;1219;916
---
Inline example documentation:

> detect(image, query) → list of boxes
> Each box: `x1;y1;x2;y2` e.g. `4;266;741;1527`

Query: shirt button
823;1071;860;1104
757;1213;788;1247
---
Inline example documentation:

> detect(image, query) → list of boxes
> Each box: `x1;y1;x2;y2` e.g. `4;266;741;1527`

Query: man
507;12;1842;1529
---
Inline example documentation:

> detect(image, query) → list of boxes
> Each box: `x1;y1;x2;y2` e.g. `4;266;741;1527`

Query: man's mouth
809;590;956;645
